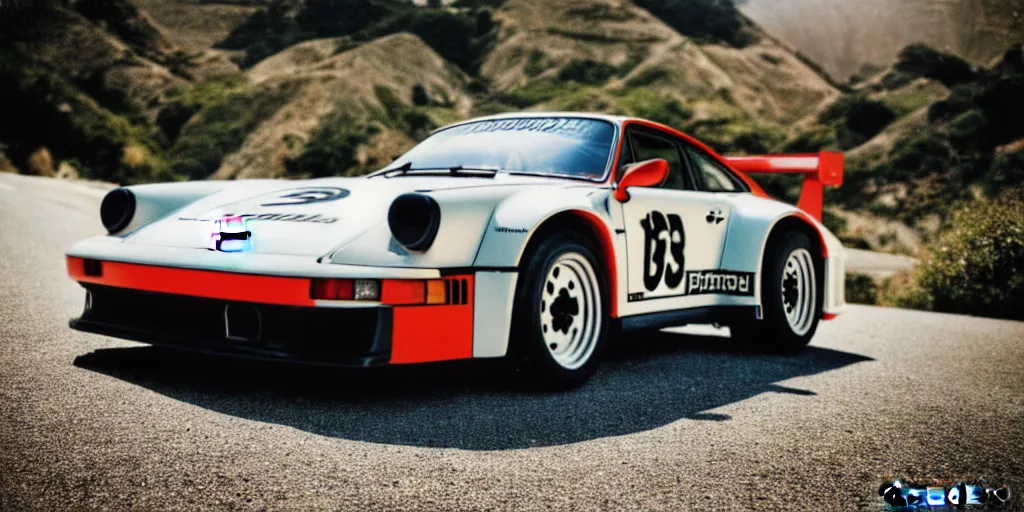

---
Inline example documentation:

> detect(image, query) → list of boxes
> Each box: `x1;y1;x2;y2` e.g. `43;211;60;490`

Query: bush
612;89;693;128
0;51;169;184
819;95;896;150
523;49;549;77
632;0;755;48
781;125;838;153
219;0;499;73
845;273;879;305
372;85;436;140
985;146;1024;193
894;43;976;87
886;189;1024;320
625;68;670;87
411;84;430;106
288;112;379;177
362;9;492;74
558;59;618;85
169;82;295;179
927;84;979;123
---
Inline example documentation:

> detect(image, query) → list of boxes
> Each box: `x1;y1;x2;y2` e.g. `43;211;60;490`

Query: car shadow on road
73;331;872;450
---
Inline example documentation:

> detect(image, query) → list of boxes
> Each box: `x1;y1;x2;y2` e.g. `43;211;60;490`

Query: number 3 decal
640;210;685;292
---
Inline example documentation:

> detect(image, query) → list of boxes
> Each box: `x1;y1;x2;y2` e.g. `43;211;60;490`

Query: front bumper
66;256;494;366
72;285;392;367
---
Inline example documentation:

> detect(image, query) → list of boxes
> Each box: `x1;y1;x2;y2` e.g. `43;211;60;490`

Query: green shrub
372;85;436;140
0;51;169;184
362;9;493;74
821;208;848;236
411;83;430;106
985;146;1024;193
612;89;693;128
625;68;671;87
169;82;295;179
523;49;549;77
886;189;1024;320
947;109;990;152
492;79;581;108
845;273;879;305
819;95;896;150
558;59;618;85
883;128;951;181
781;125;838;153
632;0;755;48
219;0;500;72
894;43;976;87
880;71;916;90
617;45;649;76
288;112;379;177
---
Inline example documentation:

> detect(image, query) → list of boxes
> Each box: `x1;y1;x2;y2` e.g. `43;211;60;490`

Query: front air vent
445;278;469;305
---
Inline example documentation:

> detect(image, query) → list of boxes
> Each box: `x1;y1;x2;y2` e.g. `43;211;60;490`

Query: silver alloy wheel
781;248;816;336
538;252;602;370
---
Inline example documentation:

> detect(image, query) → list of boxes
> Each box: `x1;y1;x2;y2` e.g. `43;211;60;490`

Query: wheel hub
781;248;816;336
538;252;601;370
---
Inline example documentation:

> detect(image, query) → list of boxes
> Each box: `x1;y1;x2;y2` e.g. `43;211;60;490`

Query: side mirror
613;159;669;202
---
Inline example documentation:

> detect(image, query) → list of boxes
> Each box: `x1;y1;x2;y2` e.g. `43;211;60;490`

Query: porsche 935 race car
66;113;846;388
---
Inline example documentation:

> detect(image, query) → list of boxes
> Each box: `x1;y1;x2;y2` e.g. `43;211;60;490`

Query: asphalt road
1;172;1022;511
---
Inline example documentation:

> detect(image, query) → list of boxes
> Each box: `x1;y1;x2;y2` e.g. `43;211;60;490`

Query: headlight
387;193;440;251
100;188;136;234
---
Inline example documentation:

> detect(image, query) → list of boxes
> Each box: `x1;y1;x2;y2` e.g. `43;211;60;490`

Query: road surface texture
1;173;1022;510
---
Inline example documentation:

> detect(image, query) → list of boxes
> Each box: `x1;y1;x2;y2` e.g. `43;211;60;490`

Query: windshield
384;117;616;180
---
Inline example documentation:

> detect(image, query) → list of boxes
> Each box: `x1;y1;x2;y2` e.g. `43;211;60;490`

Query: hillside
737;0;1024;81
0;0;1020;258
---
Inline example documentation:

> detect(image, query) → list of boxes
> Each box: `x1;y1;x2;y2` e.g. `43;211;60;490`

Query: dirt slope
214;33;471;179
484;0;839;124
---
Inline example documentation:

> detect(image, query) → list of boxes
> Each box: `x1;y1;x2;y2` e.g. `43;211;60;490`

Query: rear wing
723;152;843;222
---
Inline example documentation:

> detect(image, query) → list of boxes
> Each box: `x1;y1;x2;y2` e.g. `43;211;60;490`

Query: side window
685;147;745;192
627;130;691;190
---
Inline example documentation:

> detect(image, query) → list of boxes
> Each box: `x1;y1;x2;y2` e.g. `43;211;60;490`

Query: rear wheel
731;230;822;351
509;233;608;389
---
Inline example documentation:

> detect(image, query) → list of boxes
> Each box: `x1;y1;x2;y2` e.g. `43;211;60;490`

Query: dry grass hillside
215;33;471;179
738;0;1024;81
484;0;839;125
2;0;1019;260
131;0;259;53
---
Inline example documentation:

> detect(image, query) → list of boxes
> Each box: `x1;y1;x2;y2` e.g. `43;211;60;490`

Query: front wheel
509;233;608;389
731;230;823;351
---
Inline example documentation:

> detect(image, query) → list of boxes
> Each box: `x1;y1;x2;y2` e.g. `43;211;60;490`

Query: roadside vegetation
218;0;500;74
829;44;1024;227
880;189;1024;320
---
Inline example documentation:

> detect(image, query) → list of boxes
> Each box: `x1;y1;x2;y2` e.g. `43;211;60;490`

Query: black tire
731;230;823;351
509;232;609;390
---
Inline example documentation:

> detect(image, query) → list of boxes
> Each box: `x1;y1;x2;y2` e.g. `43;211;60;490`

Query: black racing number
640;210;686;292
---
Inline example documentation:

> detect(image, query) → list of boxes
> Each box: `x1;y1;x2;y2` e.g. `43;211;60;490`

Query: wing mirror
613;159;669;202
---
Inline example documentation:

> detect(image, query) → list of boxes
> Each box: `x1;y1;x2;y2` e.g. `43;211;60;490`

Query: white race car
67;113;846;388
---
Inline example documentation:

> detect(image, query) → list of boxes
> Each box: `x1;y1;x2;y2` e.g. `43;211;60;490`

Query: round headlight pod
100;187;136;234
388;193;441;251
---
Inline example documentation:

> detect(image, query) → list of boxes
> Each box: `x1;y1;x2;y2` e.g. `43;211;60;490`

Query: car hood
123;174;581;258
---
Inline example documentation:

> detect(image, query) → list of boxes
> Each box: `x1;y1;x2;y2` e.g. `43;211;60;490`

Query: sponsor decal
705;209;725;224
640;210;686;292
626;270;755;301
180;213;338;223
260;187;349;207
493;226;529;234
685;270;754;296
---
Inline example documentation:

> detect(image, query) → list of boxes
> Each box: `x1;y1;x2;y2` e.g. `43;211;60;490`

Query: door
616;128;734;315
